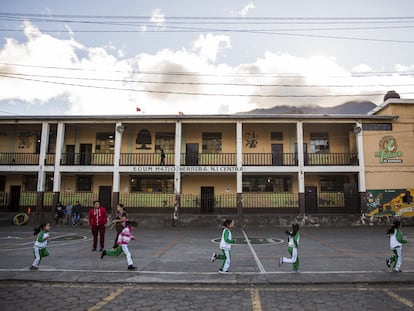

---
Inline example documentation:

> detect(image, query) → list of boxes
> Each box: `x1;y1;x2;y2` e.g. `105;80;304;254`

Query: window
242;176;291;192
320;175;349;191
362;123;392;131
95;133;115;153
155;132;175;153
130;176;173;193
77;175;92;192
24;175;37;191
310;133;329;153
202;132;222;153
271;132;283;141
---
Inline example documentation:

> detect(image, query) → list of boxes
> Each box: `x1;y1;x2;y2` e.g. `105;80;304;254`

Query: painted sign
374;136;403;163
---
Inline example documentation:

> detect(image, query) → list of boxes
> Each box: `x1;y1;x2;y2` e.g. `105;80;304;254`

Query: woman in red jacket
88;200;108;251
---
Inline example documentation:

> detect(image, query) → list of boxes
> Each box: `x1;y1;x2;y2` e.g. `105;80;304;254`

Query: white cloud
1;21;413;116
230;1;256;17
191;34;232;62
150;8;165;26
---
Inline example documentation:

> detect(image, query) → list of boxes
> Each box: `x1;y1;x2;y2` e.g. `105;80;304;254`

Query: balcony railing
0;153;39;165
306;153;359;166
120;153;174;166
180;153;236;166
0;152;359;167
243;153;297;166
61;153;114;166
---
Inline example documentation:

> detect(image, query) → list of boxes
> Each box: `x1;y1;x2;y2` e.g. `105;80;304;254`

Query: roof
0;113;397;123
368;98;414;115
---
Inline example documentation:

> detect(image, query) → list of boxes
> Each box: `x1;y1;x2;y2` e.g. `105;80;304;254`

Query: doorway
305;186;318;214
10;185;21;212
98;186;112;212
80;144;92;165
185;143;199;166
272;144;283;166
65;145;75;165
201;187;214;213
344;183;359;213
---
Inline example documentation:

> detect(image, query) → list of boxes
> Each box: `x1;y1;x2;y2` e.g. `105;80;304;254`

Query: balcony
61;153;114;166
0;152;359;167
0;153;39;165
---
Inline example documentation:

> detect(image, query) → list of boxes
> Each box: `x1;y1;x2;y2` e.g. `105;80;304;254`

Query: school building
0;94;413;222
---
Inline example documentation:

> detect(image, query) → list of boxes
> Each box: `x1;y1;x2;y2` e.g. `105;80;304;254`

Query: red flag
136;107;141;112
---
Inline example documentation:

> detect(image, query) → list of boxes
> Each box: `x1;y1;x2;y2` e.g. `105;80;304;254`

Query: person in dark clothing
110;203;128;249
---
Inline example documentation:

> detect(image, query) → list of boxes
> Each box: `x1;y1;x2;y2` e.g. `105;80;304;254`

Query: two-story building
0;96;413;221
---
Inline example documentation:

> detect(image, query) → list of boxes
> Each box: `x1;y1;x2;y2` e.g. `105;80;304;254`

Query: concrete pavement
0;223;413;284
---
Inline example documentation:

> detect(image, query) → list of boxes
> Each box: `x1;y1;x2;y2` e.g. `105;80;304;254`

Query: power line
2;71;414;89
2;62;414;78
2;73;414;98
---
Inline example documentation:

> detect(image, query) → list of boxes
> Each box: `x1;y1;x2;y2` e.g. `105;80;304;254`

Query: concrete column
112;122;123;212
236;121;243;224
355;121;367;213
173;120;182;224
174;120;182;193
52;122;65;210
296;121;305;214
36;122;49;219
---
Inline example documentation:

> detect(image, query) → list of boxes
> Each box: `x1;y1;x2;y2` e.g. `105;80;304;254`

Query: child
211;219;235;274
101;220;137;271
386;220;408;272
30;223;50;270
279;223;300;273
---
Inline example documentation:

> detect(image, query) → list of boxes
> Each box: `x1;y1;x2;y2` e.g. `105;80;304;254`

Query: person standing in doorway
88;200;108;251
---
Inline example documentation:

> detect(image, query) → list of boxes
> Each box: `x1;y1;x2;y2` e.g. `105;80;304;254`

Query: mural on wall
367;189;414;217
245;131;258;148
136;129;152;150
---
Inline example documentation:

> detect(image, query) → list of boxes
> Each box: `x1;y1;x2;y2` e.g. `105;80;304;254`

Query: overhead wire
1;71;414;89
2;73;414;98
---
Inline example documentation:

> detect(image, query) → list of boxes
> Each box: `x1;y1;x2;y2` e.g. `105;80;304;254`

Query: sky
1;0;414;116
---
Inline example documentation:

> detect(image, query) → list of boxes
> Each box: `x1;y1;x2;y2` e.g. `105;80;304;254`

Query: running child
386;220;408;272
211;219;235;274
101;220;138;271
30;223;50;270
279;223;300;273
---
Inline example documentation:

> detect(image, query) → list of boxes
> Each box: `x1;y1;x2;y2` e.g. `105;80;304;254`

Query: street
1;281;413;311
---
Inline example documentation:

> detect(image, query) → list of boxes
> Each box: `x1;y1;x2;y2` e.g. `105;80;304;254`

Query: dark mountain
238;100;377;115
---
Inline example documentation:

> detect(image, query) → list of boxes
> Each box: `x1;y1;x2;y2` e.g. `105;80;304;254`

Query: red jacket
88;206;108;226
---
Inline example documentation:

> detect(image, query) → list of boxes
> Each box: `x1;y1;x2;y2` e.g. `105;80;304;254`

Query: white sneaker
211;253;218;263
219;269;229;274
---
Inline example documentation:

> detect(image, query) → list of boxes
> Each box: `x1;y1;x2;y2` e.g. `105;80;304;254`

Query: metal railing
1;152;359;167
0;191;353;213
242;192;299;208
306;153;359;166
180;153;236;166
120;153;174;166
0;153;39;165
61;153;114;166
243;153;297;166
